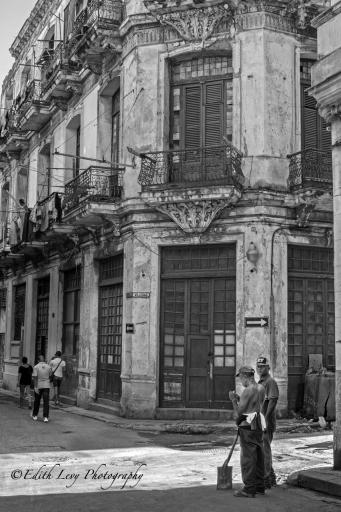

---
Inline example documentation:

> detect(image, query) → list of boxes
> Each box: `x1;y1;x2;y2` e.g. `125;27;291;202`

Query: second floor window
301;59;331;154
111;90;120;165
170;56;233;152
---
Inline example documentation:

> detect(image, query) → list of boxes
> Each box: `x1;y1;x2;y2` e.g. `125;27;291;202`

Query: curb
287;468;341;498
0;388;329;435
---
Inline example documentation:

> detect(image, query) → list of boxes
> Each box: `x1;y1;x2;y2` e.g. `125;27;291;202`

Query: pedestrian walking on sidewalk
17;357;33;409
32;354;51;423
49;350;65;405
256;356;279;488
229;366;266;498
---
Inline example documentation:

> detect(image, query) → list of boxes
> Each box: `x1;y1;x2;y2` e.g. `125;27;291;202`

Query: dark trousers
239;427;265;495
33;388;50;418
264;429;275;481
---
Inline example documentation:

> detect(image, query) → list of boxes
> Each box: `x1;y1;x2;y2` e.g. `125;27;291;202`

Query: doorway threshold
156;408;234;421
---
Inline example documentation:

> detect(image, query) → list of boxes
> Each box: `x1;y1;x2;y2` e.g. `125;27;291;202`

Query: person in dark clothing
256;356;279;488
17;357;33;409
229;366;266;498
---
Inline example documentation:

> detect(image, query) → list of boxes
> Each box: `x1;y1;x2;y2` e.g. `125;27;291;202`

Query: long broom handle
222;431;239;469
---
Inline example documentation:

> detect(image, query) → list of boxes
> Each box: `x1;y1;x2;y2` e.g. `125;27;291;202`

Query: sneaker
32;416;38;421
43;417;49;423
234;489;255;498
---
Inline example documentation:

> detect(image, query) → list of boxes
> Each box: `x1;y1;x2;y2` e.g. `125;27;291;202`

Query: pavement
1;387;341;500
0;388;329;435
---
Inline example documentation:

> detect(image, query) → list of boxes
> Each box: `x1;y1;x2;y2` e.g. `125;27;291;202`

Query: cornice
311;0;341;28
9;0;60;61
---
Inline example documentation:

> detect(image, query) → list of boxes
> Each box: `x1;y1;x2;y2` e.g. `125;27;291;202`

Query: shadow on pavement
0;484;340;512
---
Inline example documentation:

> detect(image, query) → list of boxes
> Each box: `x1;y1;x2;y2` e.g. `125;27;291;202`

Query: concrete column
77;247;99;408
235;24;296;189
47;267;62;361
23;274;36;366
121;231;158;418
332;117;341;469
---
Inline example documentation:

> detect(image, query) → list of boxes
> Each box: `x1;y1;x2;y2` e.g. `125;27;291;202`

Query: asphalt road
0;393;340;512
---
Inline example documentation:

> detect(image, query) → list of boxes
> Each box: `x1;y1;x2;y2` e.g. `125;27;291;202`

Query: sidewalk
287;467;341;498
0;387;327;435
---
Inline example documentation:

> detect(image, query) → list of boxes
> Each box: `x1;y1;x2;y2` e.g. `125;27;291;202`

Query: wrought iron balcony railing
16;80;46;118
138;143;244;188
63;165;124;215
68;0;122;55
40;43;81;95
287;148;332;191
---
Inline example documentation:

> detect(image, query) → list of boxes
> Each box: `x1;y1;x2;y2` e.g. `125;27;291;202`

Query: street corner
286;467;341;499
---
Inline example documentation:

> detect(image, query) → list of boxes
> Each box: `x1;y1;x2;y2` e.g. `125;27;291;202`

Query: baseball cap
236;366;255;377
256;357;269;366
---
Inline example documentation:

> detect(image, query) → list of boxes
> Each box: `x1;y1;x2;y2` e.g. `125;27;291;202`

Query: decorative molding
144;1;234;47
320;103;341;124
294;189;331;228
151;189;240;234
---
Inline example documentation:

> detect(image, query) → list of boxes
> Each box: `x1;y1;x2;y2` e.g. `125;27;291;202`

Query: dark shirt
18;365;33;386
259;374;279;432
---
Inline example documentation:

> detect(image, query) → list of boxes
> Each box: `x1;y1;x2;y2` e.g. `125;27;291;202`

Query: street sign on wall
245;317;269;328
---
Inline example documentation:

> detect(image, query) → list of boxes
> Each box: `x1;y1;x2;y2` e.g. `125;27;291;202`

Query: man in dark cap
229;366;266;498
256;356;279;488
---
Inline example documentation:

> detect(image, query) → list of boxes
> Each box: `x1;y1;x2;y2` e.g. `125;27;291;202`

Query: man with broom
229;366;266;498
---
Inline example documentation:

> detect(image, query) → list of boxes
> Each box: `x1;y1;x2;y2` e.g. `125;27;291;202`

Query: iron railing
16;80;46;118
138;143;244;188
63;165;124;214
287;148;332;190
40;42;81;94
68;0;122;54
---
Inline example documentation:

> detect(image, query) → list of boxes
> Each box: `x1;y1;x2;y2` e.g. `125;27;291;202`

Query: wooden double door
161;277;236;409
287;245;335;412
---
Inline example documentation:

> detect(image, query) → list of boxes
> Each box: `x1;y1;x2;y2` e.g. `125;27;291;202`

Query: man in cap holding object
229;366;266;498
256;356;279;488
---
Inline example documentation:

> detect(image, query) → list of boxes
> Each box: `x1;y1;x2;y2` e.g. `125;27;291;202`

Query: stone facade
0;0;335;418
309;0;341;469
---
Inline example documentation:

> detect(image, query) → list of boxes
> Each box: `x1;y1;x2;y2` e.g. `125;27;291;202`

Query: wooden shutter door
204;81;224;147
204;81;225;178
301;84;318;150
184;84;202;150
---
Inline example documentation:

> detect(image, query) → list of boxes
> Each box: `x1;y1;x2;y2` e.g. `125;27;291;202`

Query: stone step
155;407;234;421
88;399;121;417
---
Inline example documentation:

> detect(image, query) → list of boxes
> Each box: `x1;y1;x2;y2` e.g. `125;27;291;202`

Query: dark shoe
234;489;255;498
256;489;265;495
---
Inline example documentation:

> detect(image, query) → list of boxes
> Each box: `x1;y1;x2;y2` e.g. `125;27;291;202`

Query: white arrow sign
245;317;269;328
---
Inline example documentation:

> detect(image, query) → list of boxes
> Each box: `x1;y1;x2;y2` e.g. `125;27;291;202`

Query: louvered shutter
184;84;202;150
319;116;332;153
301;84;318;150
204;81;224;147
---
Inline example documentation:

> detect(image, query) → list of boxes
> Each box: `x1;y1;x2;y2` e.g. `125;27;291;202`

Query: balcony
137;143;244;234
63;165;124;226
138;143;244;189
287;149;333;191
0;109;29;153
67;0;122;69
16;80;52;131
40;43;82;106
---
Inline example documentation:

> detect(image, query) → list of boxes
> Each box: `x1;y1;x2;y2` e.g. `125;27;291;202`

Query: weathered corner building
0;0;335;418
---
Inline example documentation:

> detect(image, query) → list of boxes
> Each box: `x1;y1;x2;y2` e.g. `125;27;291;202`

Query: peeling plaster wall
122;44;165;198
237;28;296;189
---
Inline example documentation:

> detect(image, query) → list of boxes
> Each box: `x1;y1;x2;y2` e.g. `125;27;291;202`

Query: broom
216;430;239;490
